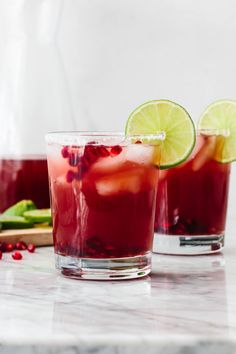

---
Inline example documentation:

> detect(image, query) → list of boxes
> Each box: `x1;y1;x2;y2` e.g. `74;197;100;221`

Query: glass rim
198;128;230;137
45;131;166;145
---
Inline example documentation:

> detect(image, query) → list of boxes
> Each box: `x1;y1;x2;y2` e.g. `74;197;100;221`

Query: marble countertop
0;224;236;354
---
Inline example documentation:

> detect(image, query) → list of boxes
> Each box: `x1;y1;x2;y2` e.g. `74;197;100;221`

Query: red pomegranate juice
48;143;159;259
0;157;50;212
155;134;231;237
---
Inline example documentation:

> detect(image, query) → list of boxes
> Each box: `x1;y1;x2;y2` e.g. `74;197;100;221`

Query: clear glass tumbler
153;130;231;255
46;132;163;280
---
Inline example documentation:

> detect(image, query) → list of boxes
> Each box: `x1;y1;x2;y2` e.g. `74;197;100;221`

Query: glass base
153;233;224;255
55;252;151;280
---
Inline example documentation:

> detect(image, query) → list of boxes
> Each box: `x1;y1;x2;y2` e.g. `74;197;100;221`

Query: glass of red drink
46;132;163;280
153;130;231;255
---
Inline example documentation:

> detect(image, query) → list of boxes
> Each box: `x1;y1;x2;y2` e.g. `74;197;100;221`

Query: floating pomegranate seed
110;145;122;156
135;140;142;144
27;244;36;253
61;146;69;158
12;251;23;260
0;242;6;252
98;145;110;157
0;251;2;260
22;242;27;250
66;170;75;183
84;145;99;163
16;241;27;250
6;243;14;252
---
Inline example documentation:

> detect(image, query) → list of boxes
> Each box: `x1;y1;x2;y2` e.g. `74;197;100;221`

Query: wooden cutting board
0;228;53;246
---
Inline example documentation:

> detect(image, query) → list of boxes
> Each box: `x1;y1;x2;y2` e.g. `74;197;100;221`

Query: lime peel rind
198;99;236;163
125;99;196;169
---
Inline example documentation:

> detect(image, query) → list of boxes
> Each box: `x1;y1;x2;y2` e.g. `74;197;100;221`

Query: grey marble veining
0;222;236;354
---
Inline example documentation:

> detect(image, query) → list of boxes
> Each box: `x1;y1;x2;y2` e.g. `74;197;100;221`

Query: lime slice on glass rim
125;100;196;169
198;99;236;163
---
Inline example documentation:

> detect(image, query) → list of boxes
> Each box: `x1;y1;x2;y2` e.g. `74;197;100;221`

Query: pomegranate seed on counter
0;242;6;252
0;241;37;261
15;241;27;250
6;243;14;252
27;244;36;253
12;252;23;260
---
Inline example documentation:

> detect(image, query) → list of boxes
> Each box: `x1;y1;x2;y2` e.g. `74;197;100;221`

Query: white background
0;0;236;219
61;0;236;221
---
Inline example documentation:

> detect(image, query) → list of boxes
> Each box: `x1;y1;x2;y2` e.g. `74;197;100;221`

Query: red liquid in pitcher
0;157;50;212
48;143;159;259
155;135;230;236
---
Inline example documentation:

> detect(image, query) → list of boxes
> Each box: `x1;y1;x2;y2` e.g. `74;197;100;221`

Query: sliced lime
198;100;236;163
0;215;33;229
3;200;36;217
23;209;52;224
125;100;196;169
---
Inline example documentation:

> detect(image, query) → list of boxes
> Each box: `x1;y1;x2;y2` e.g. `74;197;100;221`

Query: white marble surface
0;222;236;354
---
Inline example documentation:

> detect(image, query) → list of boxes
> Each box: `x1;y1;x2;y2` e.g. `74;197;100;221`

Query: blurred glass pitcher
0;0;75;211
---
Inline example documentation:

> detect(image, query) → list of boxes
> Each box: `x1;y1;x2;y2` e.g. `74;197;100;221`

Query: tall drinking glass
46;132;163;280
153;130;231;255
0;1;75;211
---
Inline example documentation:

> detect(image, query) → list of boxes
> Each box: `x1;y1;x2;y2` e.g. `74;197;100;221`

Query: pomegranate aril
110;145;122;156
6;243;14;252
0;251;2;260
27;244;36;253
84;145;99;163
16;241;27;250
61;146;69;158
66;170;75;183
21;242;27;250
135;140;142;144
0;242;6;252
98;145;110;157
12;252;23;260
